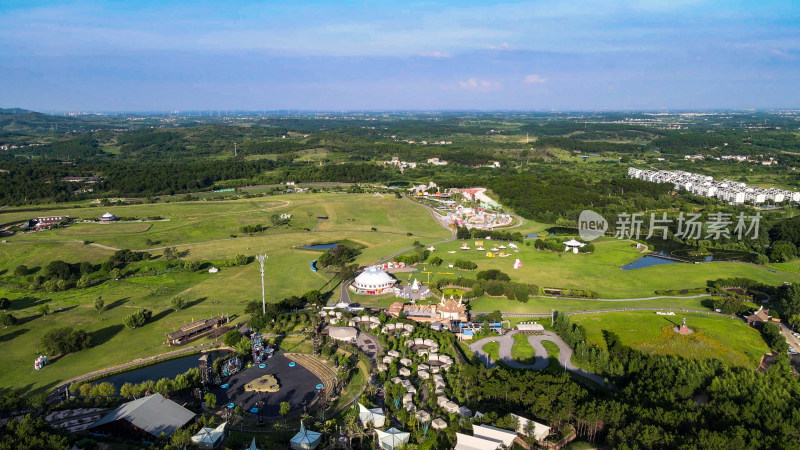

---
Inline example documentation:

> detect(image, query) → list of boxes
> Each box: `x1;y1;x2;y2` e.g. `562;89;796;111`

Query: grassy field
511;334;537;365
482;341;500;362
395;236;800;299
0;193;449;394
1;193;449;251
571;311;769;369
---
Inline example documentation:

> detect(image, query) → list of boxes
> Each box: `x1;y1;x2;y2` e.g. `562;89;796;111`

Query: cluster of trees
432;275;538;302
483;312;800;448
39;326;92;355
119;367;201;398
317;245;360;268
455;226;524;242
452;259;477;270
239;224;267;234
245;290;322;331
123;308;152;329
0;414;69;450
395;241;430;265
69;381;116;398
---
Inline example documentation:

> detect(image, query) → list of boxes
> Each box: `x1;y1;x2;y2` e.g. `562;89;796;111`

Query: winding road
469;330;607;386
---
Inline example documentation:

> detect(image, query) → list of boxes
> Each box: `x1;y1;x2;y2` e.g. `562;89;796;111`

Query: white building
350;268;397;295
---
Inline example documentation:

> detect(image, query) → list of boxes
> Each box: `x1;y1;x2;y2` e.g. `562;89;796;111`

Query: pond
299;243;338;250
621;255;679;270
95;350;230;389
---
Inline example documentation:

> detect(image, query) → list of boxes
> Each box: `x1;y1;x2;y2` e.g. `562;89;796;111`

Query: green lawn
511;334;537;364
0;193;450;394
482;341;500;362
571;311;769;369
541;340;561;366
470;296;710;314
399;237;800;299
2;193;449;251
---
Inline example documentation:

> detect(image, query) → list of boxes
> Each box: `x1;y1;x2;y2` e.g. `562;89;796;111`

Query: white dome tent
99;212;118;223
350;267;397;295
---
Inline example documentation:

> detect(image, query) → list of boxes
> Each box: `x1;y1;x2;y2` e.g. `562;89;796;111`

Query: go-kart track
211;352;322;418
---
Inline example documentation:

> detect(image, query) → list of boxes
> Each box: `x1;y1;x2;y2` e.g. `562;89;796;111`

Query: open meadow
0;193;449;393
391;236;800;299
570;311;769;369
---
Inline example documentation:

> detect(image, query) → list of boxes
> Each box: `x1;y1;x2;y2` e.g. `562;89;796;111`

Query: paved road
471;308;737;319
469;331;607;386
779;323;800;352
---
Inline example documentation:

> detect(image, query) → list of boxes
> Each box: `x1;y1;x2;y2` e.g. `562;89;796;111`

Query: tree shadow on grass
104;297;130;311
53;305;77;314
0;327;29;343
10;296;46;310
90;324;124;347
183;297;207;309
17;313;43;326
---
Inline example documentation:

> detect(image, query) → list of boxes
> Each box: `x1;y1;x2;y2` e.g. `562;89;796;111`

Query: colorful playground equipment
222;356;242;377
251;333;274;364
34;355;49;370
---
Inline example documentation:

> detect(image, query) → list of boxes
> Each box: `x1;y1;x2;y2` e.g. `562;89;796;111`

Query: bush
761;322;788;353
124;309;152;330
39;326;91;355
453;259;477;270
171;296;186;310
223;329;243;347
485;280;506;296
477;269;511;281
0;313;18;327
0;298;10;310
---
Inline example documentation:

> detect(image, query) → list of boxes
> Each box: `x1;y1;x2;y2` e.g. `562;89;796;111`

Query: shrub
453;259;477;270
0;313;18;327
171;296;186;310
39;326;91;354
123;309;152;330
477;269;511;281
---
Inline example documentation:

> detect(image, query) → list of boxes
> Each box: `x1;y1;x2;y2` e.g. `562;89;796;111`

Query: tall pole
256;254;268;314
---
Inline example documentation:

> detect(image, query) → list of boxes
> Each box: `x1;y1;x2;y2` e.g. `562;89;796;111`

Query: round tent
351;267;396;294
328;326;358;343
99;212;118;222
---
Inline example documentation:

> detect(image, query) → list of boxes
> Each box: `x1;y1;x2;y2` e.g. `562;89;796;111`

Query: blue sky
0;0;798;111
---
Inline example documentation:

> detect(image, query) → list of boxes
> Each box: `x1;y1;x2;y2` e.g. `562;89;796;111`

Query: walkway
469;330;607;386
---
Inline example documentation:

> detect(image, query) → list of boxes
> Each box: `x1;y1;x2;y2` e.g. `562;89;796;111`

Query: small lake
621;255;678;270
523;233;538;238
299;243;338;250
95;350;230;389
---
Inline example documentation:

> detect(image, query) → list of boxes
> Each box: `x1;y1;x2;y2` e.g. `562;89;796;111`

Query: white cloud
458;77;503;92
523;74;548;84
488;42;509;51
420;51;451;58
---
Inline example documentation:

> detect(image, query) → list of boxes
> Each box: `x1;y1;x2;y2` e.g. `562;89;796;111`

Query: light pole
256;254;268;314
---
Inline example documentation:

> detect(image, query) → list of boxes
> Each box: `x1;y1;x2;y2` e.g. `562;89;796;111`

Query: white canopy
375;428;411;450
563;239;585;247
290;421;322;450
511;413;551;441
190;422;226;449
358;403;386;428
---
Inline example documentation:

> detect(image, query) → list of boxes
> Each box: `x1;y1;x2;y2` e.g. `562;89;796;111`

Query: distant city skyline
1;0;798;111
